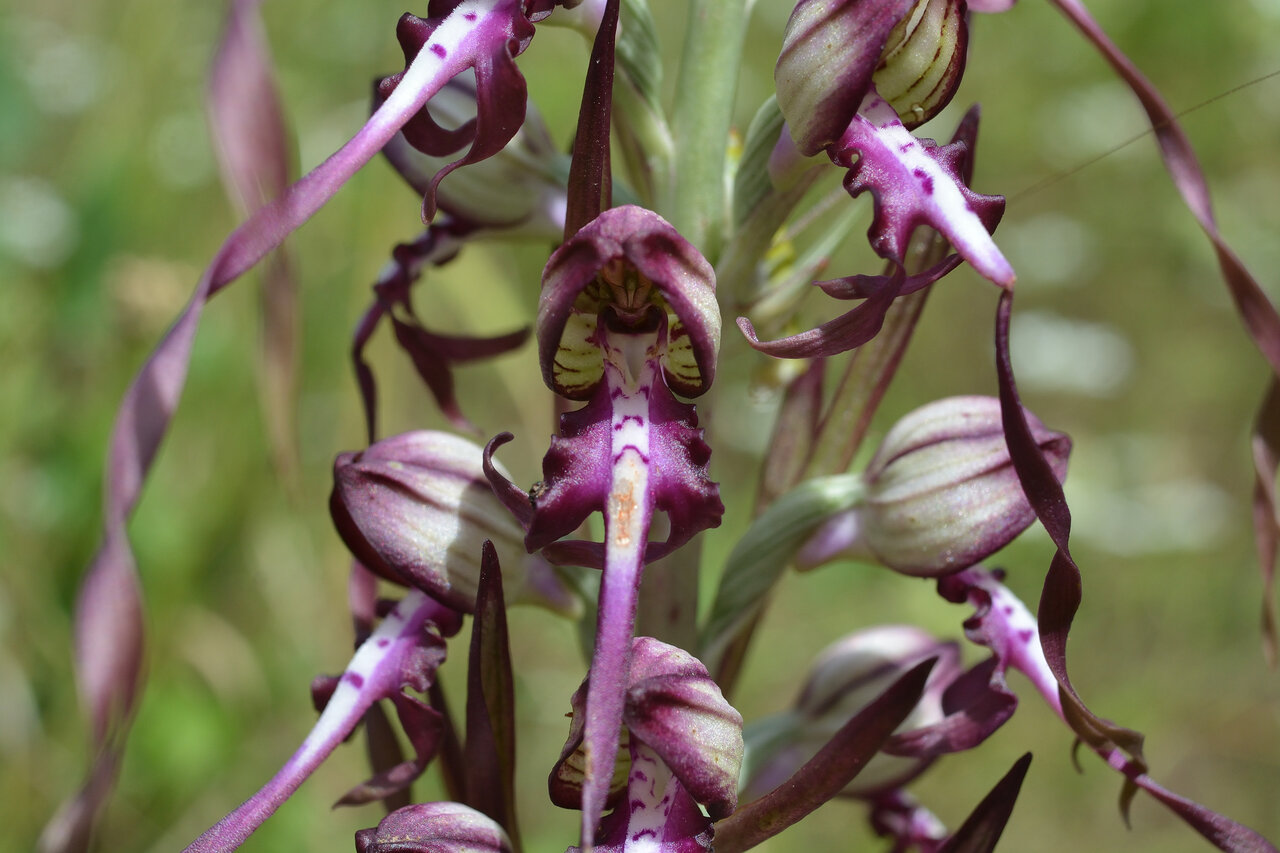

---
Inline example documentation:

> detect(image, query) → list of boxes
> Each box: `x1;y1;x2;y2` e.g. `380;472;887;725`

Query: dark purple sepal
994;289;1279;853
834;96;1011;286
335;690;443;806
1252;380;1280;665
355;802;513;853
354;223;527;437
462;543;521;845
713;659;935;853
816;254;962;301
934;753;1032;853
378;1;537;221
883;656;1017;759
562;0;619;238
482;433;535;528
737;265;904;359
774;0;918;156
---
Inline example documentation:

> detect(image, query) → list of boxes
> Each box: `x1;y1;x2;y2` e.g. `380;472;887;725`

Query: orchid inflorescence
46;1;1280;852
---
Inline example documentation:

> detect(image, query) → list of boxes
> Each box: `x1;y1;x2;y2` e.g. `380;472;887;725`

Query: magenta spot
430;44;447;58
899;141;915;153
465;11;477;20
1002;605;1014;616
377;638;390;648
912;168;934;195
344;672;365;688
1017;629;1034;644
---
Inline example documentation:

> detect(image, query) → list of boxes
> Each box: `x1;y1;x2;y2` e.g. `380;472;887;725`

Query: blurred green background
3;1;1279;851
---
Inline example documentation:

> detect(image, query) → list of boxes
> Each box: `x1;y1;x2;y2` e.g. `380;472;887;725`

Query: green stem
666;0;750;260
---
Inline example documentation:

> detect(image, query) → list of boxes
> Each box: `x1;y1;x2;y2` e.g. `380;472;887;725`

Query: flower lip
537;205;720;400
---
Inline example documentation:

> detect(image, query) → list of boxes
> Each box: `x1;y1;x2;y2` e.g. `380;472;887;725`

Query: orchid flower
486;204;724;849
550;638;743;852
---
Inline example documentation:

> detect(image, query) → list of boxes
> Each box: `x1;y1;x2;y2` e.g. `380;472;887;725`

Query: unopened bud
775;0;968;155
860;396;1070;576
742;625;961;800
355;802;511;853
331;431;577;615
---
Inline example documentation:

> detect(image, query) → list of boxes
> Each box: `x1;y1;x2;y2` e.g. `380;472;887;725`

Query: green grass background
2;1;1279;851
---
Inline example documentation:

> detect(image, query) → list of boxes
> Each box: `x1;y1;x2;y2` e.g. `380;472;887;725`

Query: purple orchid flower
486;204;723;850
550;637;743;853
934;566;1278;853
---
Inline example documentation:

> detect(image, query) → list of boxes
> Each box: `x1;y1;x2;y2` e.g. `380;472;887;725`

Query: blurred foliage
2;1;1279;852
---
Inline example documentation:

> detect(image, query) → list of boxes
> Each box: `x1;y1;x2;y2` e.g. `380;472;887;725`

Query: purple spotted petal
355;802;513;853
575;742;715;853
376;75;566;232
835;93;1011;286
537;205;720;400
183;591;457;853
379;2;539;221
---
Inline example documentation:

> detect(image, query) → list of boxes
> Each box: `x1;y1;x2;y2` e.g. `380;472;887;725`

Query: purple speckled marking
1017;629;1035;644
1002;605;1014;616
344;672;365;689
376;638;390;648
465;11;477;20
912;168;934;196
430;44;447;58
899;141;915;153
